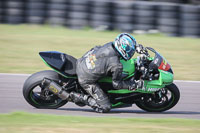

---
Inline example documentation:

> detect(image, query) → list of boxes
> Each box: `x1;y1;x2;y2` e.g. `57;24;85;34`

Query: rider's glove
136;44;145;54
128;79;144;91
136;44;150;57
136;80;144;90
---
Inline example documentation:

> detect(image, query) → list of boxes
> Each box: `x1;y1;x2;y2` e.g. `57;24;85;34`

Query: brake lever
144;48;150;57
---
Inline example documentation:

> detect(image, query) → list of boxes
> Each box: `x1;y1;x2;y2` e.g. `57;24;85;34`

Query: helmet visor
126;47;135;60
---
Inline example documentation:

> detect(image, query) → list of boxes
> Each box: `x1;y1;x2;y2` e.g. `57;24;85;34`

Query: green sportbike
23;47;180;112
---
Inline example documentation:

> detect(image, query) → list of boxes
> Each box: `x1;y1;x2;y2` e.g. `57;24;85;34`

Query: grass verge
0;112;200;133
0;24;200;80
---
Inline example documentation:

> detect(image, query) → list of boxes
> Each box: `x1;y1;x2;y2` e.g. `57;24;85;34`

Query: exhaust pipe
42;79;70;100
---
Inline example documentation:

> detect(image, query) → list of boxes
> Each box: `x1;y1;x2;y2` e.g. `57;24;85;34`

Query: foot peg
43;78;70;100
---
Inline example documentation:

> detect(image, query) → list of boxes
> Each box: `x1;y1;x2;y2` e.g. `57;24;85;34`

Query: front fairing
106;47;174;94
108;69;174;94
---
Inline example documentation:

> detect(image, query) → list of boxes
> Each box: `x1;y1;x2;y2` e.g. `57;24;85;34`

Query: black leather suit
76;42;136;113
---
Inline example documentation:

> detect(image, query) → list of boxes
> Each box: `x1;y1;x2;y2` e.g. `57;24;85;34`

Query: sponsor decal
147;88;160;92
49;85;58;94
86;54;97;69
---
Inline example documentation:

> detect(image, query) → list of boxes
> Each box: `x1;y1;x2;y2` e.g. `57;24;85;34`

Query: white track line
174;80;200;83
0;73;200;83
0;73;30;76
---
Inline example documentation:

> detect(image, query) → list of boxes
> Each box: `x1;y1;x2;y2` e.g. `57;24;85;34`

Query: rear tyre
23;70;68;109
136;83;180;112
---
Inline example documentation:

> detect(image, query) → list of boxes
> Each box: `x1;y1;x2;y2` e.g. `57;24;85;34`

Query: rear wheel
23;70;68;109
136;83;180;112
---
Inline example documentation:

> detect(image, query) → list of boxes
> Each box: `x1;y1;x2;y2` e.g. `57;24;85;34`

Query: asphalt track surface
0;73;200;119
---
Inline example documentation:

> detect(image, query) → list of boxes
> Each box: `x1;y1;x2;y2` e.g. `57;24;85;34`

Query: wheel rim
29;82;63;107
140;87;175;111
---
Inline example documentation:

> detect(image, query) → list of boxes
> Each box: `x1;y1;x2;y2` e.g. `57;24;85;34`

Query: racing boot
69;92;98;107
69;91;111;113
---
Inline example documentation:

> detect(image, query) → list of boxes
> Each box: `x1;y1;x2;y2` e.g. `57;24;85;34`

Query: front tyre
23;70;68;109
136;83;180;112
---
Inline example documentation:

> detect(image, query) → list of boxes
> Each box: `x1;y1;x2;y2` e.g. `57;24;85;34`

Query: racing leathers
70;42;144;113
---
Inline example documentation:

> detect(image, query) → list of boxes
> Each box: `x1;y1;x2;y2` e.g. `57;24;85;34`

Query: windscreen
146;47;171;72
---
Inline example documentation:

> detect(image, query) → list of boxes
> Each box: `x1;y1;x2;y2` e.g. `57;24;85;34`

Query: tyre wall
0;0;199;37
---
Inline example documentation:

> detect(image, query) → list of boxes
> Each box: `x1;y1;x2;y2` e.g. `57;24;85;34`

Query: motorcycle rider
70;33;146;113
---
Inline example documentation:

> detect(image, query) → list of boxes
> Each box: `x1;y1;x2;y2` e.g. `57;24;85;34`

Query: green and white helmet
113;33;137;60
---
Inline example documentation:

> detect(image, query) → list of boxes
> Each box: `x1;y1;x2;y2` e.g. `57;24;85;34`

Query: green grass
0;112;200;133
0;24;200;80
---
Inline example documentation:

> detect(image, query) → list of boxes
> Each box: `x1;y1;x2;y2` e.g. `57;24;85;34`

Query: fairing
39;51;66;70
108;69;173;94
39;51;77;78
106;48;174;94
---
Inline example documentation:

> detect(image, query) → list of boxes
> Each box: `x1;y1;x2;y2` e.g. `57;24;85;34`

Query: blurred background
0;0;200;80
0;0;200;38
0;1;200;132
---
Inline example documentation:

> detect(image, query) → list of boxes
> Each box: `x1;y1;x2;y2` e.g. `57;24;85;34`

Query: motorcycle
23;47;180;112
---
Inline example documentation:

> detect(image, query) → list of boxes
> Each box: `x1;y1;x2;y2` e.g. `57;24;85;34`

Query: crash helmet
113;33;137;60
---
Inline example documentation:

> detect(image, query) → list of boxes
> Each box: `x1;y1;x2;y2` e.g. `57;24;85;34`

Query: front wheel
23;70;68;109
136;83;180;112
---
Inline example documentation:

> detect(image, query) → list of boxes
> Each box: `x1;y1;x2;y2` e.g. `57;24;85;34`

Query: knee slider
97;98;111;113
101;105;111;113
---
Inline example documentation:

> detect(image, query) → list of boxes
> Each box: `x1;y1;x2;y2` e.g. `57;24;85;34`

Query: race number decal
158;59;170;71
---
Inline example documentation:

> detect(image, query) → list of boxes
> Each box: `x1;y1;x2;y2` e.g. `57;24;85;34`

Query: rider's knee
98;100;111;113
94;105;111;113
102;105;111;113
